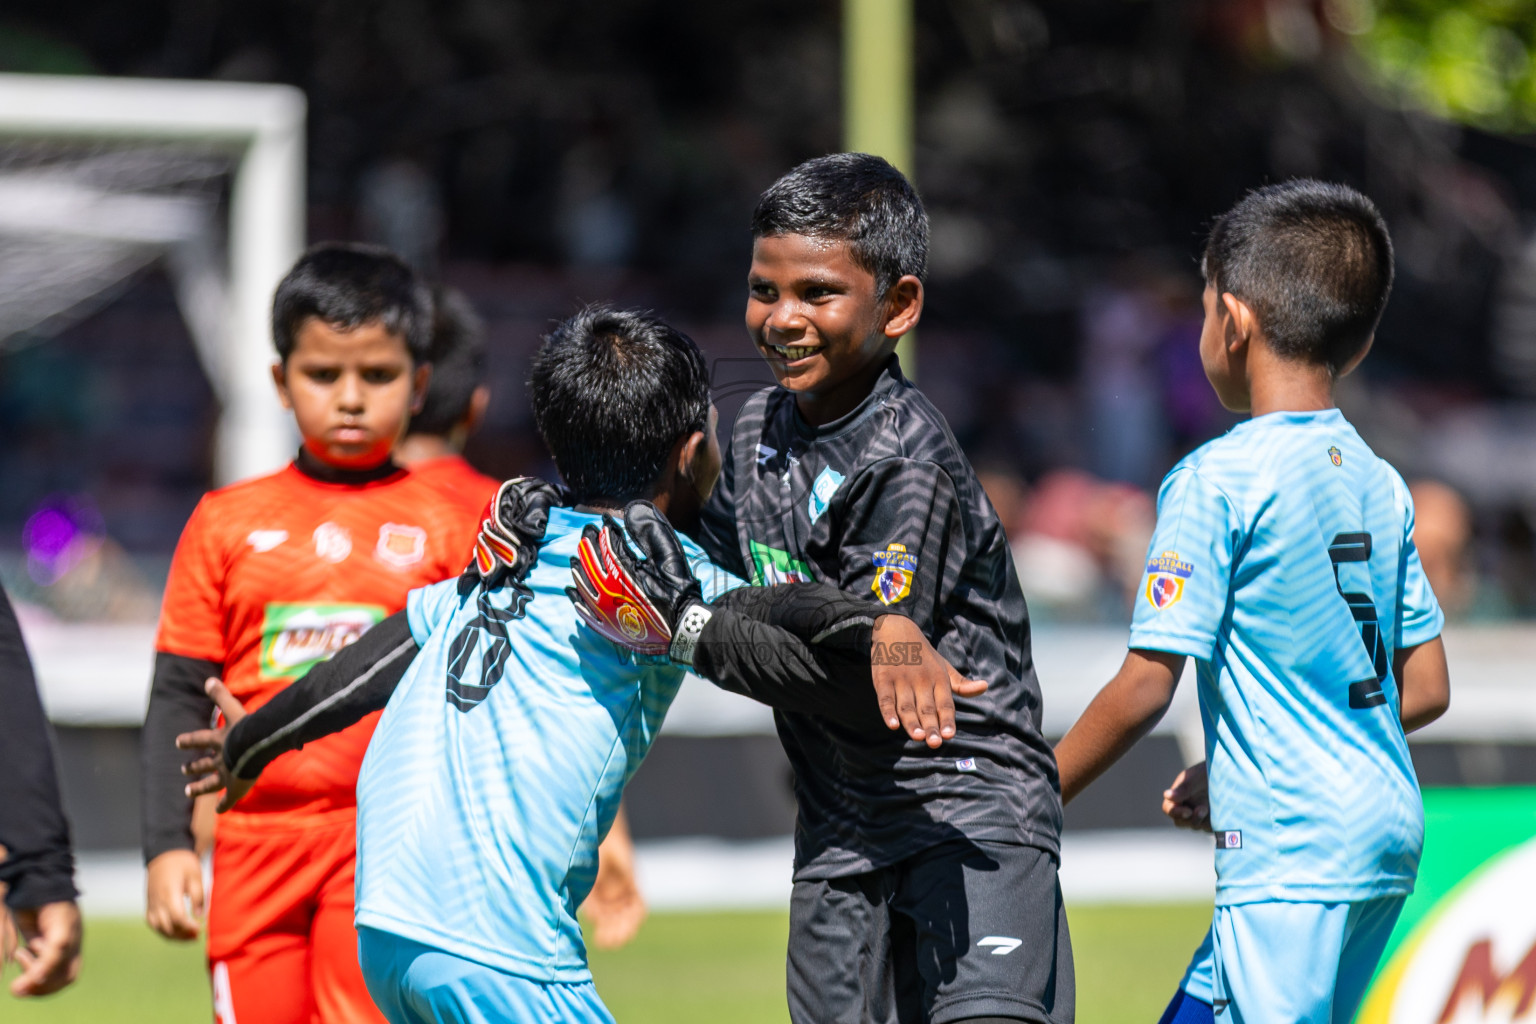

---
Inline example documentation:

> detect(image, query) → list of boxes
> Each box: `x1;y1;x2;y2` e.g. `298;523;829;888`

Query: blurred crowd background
2;0;1535;626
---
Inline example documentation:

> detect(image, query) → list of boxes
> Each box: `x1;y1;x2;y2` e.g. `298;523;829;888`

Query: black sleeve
223;611;419;781
834;458;966;635
141;652;219;864
691;582;885;730
0;586;79;909
695;435;749;580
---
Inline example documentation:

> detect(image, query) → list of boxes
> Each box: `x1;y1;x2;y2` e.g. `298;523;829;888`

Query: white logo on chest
246;530;288;553
312;522;353;563
977;936;1022;956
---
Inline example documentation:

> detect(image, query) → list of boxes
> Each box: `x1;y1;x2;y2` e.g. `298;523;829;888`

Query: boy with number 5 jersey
1054;181;1452;1024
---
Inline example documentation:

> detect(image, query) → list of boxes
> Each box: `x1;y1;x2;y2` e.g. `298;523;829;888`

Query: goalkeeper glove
460;476;565;593
566;501;711;665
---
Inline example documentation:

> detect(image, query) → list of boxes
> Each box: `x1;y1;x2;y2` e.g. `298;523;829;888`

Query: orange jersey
156;463;482;821
407;453;500;511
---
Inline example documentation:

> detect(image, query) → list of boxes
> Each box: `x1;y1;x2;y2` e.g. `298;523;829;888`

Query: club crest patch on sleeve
1145;551;1194;610
871;542;918;605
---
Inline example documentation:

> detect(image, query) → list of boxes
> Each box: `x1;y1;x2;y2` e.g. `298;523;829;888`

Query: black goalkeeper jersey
698;356;1063;880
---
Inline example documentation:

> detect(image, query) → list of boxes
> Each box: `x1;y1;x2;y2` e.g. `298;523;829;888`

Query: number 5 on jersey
1327;532;1389;709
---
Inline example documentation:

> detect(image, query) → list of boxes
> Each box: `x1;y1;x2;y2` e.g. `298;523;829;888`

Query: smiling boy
697;154;1071;1024
139;244;482;1024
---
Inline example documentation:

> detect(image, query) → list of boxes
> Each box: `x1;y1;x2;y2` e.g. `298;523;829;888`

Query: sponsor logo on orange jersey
259;603;386;679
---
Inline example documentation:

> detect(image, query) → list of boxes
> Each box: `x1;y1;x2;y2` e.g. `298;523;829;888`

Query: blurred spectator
16;497;157;623
358;159;445;274
1080;267;1172;490
1409;479;1475;619
1007;470;1155;621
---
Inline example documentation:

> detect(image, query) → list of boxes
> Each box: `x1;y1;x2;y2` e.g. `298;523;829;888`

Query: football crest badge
375;523;427;568
1145;551;1194;610
1328;446;1342;467
871;542;918;605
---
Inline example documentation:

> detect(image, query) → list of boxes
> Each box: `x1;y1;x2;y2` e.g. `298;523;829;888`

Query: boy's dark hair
1202;180;1394;373
271;242;433;362
409;286;486;437
751;152;928;298
529;304;710;505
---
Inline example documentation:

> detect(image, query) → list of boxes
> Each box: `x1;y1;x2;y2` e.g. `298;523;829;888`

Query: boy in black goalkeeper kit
699;154;1069;1024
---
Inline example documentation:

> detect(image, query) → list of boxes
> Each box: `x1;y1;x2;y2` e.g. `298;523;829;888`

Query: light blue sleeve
1128;467;1240;661
1398;491;1445;649
405;578;457;647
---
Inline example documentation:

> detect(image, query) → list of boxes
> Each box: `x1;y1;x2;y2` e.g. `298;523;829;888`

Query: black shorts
787;840;1074;1024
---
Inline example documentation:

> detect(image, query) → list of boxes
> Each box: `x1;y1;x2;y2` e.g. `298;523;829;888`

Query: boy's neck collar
792;353;904;430
293;447;402;485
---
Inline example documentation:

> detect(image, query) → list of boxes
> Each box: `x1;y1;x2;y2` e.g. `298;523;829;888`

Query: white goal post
0;72;306;484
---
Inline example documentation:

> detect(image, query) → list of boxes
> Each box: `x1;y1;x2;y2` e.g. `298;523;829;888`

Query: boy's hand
1162;761;1211;832
175;678;256;814
463;477;566;591
870;615;987;748
6;899;82;996
144;850;204;940
566;501;704;661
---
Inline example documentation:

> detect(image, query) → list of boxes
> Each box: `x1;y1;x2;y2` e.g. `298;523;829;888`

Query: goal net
0;72;306;484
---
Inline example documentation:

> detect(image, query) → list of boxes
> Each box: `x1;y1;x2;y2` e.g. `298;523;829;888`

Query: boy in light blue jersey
177;304;978;1024
1054;181;1452;1024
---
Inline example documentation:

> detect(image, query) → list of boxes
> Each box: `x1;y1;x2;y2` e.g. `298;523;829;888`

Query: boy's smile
746;233;922;426
272;318;429;469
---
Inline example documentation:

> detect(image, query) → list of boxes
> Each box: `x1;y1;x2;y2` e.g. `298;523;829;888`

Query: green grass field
4;904;1210;1023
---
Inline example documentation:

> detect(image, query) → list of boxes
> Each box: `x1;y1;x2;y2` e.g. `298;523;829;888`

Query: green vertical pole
844;0;916;379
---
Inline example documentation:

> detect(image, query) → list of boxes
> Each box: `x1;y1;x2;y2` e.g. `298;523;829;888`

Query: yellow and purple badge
1145;550;1194;610
872;542;918;606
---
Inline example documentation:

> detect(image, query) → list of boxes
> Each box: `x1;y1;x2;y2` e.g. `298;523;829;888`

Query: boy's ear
270;362;293;410
881;275;924;339
461;385;492;434
409;363;432;416
1220;292;1255;354
676;429;706;482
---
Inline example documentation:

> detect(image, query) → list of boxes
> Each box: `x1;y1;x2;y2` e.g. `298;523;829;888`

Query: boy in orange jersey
394;284;649;950
139;243;480;1024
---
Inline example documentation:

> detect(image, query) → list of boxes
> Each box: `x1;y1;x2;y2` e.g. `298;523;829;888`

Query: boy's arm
141;653;220;862
141;496;227;940
696;587;981;741
1397;635;1449;733
0;586;78;913
1070;467;1236;806
571;504;984;743
1396;481;1450;735
176;612;419;810
831;458;963;636
1053;649;1186;804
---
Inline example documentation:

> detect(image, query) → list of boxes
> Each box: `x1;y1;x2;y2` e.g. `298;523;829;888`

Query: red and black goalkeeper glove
460;477;567;593
566;501;711;664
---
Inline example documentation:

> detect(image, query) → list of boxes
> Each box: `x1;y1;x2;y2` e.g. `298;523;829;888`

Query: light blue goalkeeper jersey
1129;409;1443;906
353;507;746;982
